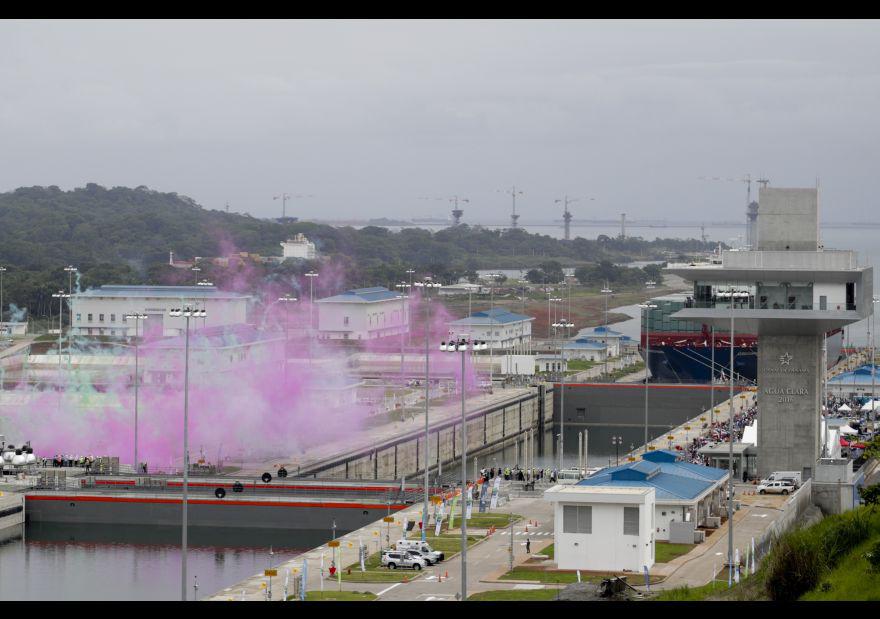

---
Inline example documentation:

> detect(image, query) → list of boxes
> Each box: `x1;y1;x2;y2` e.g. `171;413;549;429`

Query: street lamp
871;297;879;426
440;336;488;602
124;313;148;471
190;266;201;285
413;278;441;542
168;304;206;601
51;290;70;387
0;266;6;324
601;284;613;380
611;436;622;466
638;303;658;453
395;282;411;374
278;294;298;381
553;318;574;470
305;271;319;328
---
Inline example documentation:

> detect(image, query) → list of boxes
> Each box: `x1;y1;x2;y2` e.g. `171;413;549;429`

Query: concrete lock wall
757;334;822;479
306;388;552;480
756;188;818;251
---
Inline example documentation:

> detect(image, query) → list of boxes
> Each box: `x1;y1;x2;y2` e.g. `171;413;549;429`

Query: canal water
0;523;332;601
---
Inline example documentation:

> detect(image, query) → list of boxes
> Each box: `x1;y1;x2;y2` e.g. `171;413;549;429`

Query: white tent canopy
839;424;859;435
860;399;879;412
837;403;852;412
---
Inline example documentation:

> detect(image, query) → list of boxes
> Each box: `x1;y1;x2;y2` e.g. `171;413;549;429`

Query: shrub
866;540;880;573
860;483;880;506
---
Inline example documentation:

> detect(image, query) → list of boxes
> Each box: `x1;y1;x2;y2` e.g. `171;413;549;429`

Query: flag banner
449;495;459;529
300;559;307;601
490;476;501;509
359;538;366;572
435;516;442;537
402;517;409;538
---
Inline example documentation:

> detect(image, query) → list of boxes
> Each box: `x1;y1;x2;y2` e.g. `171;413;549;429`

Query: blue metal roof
74;285;249;300
577;452;725;501
829;365;880;385
583;326;624;337
317;287;401;303
449;307;534;326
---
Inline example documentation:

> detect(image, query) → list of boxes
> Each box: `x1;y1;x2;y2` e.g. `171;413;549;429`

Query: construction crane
450;196;469;225
555;196;596;240
499;186;524;229
273;193;314;219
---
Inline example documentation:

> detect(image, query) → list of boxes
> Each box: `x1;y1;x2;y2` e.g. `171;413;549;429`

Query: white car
381;550;426;570
757;480;795;495
395;539;444;563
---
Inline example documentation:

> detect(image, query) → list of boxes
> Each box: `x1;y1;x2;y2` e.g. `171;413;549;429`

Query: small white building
438;282;484;297
70;285;250;337
561;339;607;363
577;326;624;357
536;354;566;373
447;308;533;351
280;233;317;260
316;287;408;341
0;322;27;336
579;451;730;542
545;485;655;572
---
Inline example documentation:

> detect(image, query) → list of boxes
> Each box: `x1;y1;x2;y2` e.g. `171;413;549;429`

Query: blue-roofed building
827;364;880;398
561;338;607;362
447;308;534;351
578;326;625;357
316;287;408;341
569;449;729;542
71;285;251;337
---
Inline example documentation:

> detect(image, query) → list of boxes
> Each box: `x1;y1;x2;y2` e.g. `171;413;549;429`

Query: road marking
377;582;404;597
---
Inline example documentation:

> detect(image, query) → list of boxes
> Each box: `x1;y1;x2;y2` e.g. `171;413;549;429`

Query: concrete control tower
666;187;873;480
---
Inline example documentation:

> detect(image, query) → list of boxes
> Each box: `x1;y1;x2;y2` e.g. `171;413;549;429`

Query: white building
438;282;484;297
316;287;408;341
578;451;729;542
0;322;27;336
70;285;250;337
561;339;608;362
280;233;317;260
447;308;533;351
545;485;655;572
577;326;624;357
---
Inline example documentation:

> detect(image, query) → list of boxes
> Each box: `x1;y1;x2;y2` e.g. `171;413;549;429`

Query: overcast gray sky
1;19;878;223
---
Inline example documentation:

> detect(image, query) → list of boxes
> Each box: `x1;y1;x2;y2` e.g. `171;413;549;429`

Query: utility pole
500;186;523;229
450;196;469;226
274;193;290;219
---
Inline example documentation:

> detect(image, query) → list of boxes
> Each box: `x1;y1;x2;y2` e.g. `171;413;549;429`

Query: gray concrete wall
304;387;552;480
756;187;818;251
757;334;822;479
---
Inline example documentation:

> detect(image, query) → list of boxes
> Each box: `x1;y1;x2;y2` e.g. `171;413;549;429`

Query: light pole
405;269;415;343
414;278;441;542
124;313;148;471
440;336;488;602
305;271;319;329
168;304;206;601
278;294;298;382
64;266;77;368
0;266;6;323
395;282;411;375
274;193;291;219
727;300;735;587
553;317;574;470
190;266;201;285
638;303;658;453
601;283;613;380
871;297;880;425
611;436;622;466
51;290;70;390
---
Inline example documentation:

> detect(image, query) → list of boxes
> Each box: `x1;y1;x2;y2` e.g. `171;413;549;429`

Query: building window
88;314;93;322
99;314;105;322
344;316;350;326
110;313;116;323
563;505;592;534
623;506;639;536
76;313;81;322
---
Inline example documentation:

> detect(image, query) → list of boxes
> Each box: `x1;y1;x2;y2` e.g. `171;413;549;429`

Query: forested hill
1;183;712;269
0;184;714;319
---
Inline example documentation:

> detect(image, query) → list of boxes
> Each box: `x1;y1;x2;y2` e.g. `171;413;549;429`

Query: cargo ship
641;292;843;383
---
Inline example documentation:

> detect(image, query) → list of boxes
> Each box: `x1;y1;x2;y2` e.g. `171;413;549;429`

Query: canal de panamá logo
779;352;793;366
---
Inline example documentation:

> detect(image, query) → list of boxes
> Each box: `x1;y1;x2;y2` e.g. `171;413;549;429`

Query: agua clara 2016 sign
764;351;810;403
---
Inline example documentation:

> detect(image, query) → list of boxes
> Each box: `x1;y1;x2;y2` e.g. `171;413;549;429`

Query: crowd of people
42;454;95;471
479;465;558;484
680;402;759;466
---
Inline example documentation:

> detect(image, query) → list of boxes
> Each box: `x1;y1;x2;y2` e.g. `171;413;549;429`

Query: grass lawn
502;566;665;585
800;536;880;601
566;360;596;372
653;580;723;601
458;512;523;529
541;544;554;559
654;542;695;564
298;591;377;601
469;589;560;601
